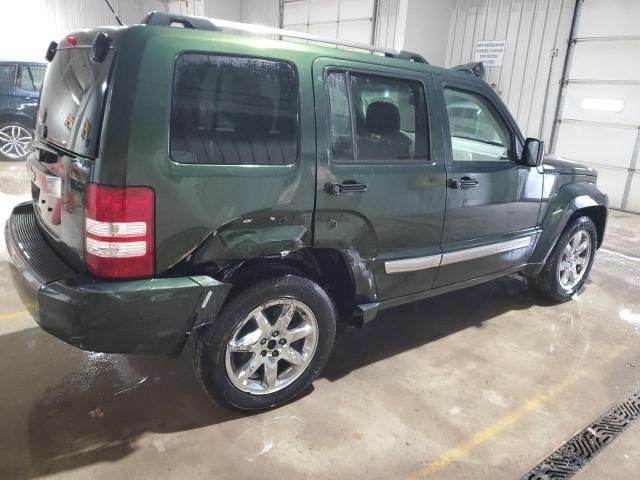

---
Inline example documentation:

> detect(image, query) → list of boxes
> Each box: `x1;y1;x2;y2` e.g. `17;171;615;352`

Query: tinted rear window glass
170;54;298;165
38;47;113;157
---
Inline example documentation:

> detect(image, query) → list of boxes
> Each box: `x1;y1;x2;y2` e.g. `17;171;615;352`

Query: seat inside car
358;101;412;161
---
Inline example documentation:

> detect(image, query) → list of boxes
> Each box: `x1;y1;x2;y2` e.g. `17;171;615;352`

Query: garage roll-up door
282;0;375;44
553;0;640;212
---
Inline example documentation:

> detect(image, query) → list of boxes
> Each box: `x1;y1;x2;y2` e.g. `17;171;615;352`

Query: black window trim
324;65;432;166
442;83;521;166
169;51;301;167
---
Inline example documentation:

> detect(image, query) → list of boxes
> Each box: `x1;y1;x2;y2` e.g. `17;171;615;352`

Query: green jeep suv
6;13;608;411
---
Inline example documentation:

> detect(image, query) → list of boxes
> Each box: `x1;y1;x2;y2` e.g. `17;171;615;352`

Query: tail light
84;184;154;279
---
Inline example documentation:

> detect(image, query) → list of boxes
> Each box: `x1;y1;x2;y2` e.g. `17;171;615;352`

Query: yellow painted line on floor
0;310;29;321
408;370;587;479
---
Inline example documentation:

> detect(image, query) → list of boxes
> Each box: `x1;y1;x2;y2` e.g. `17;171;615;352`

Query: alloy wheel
557;229;592;291
225;298;319;395
0;125;33;159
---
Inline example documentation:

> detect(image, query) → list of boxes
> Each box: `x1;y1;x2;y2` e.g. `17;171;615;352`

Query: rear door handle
325;180;368;195
448;176;479;190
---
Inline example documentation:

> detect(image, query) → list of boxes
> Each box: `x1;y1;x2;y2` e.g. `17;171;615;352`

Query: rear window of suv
170;54;299;166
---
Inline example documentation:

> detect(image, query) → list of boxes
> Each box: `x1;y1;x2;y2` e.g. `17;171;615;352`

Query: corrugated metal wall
553;0;640;212
445;0;575;142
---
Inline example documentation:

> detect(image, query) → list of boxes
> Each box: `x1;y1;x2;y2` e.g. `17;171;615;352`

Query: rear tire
527;216;598;302
0;121;33;161
193;275;336;411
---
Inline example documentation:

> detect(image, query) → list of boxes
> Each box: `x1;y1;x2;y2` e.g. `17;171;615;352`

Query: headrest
366;101;400;136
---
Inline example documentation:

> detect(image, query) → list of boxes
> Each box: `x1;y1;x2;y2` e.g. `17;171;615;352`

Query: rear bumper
6;202;230;354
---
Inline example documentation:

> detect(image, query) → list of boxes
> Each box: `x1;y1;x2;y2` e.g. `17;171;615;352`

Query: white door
553;0;640;212
282;0;375;44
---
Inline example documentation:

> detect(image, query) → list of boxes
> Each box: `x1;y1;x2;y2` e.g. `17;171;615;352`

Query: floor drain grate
522;391;640;479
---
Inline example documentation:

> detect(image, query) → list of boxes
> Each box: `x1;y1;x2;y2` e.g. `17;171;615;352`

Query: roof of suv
135;23;460;79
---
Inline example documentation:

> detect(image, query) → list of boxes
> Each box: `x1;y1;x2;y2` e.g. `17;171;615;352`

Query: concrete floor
1;159;640;479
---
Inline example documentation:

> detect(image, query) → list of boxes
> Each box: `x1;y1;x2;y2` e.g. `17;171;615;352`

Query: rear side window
17;64;46;92
171;54;299;165
0;65;16;92
327;71;429;163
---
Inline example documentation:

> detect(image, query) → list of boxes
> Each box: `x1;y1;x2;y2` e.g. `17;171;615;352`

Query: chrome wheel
225;298;319;395
0;124;33;159
557;229;592;291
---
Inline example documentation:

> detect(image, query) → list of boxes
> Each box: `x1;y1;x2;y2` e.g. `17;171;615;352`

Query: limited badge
64;113;75;130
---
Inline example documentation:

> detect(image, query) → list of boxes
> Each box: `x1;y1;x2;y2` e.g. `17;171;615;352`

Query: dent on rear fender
189;211;312;266
314;209;380;302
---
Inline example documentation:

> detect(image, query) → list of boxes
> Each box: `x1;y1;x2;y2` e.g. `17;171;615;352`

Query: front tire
193;275;336;411
528;216;598;302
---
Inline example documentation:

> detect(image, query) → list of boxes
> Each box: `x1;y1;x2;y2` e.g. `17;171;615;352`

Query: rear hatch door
29;29;117;270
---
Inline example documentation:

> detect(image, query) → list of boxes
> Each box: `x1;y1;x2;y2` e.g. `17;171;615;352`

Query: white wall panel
0;0;158;61
308;23;338;39
589;166;628;209
555;123;638;170
283;2;309;27
339;0;374;20
570;41;640;82
309;0;338;23
0;0;243;61
240;0;279;27
373;0;402;49
578;0;640;38
444;0;575;141
553;0;640;212
562;84;640;126
283;0;374;44
400;0;457;66
627;173;640;212
339;20;372;43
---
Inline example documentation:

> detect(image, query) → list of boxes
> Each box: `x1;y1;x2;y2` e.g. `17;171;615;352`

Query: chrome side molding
385;254;442;274
385;235;534;273
441;236;533;266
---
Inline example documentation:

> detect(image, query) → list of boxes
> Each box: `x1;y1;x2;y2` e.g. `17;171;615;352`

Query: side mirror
522;137;544;167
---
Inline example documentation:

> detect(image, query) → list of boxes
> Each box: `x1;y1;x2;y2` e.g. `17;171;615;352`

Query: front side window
0;65;16;92
17;64;46;92
444;88;512;162
327;71;428;163
171;54;298;165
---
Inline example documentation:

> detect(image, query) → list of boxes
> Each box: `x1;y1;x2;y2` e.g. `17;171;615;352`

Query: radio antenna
103;0;124;26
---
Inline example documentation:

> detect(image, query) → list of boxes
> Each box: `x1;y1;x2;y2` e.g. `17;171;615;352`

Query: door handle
448;176;479;190
325;180;368;195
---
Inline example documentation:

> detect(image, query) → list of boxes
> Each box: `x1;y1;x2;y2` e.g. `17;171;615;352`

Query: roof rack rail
140;11;428;64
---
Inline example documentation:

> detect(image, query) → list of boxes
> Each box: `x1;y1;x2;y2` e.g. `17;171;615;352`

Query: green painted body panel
530;178;608;266
37;275;229;354
312;58;447;302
